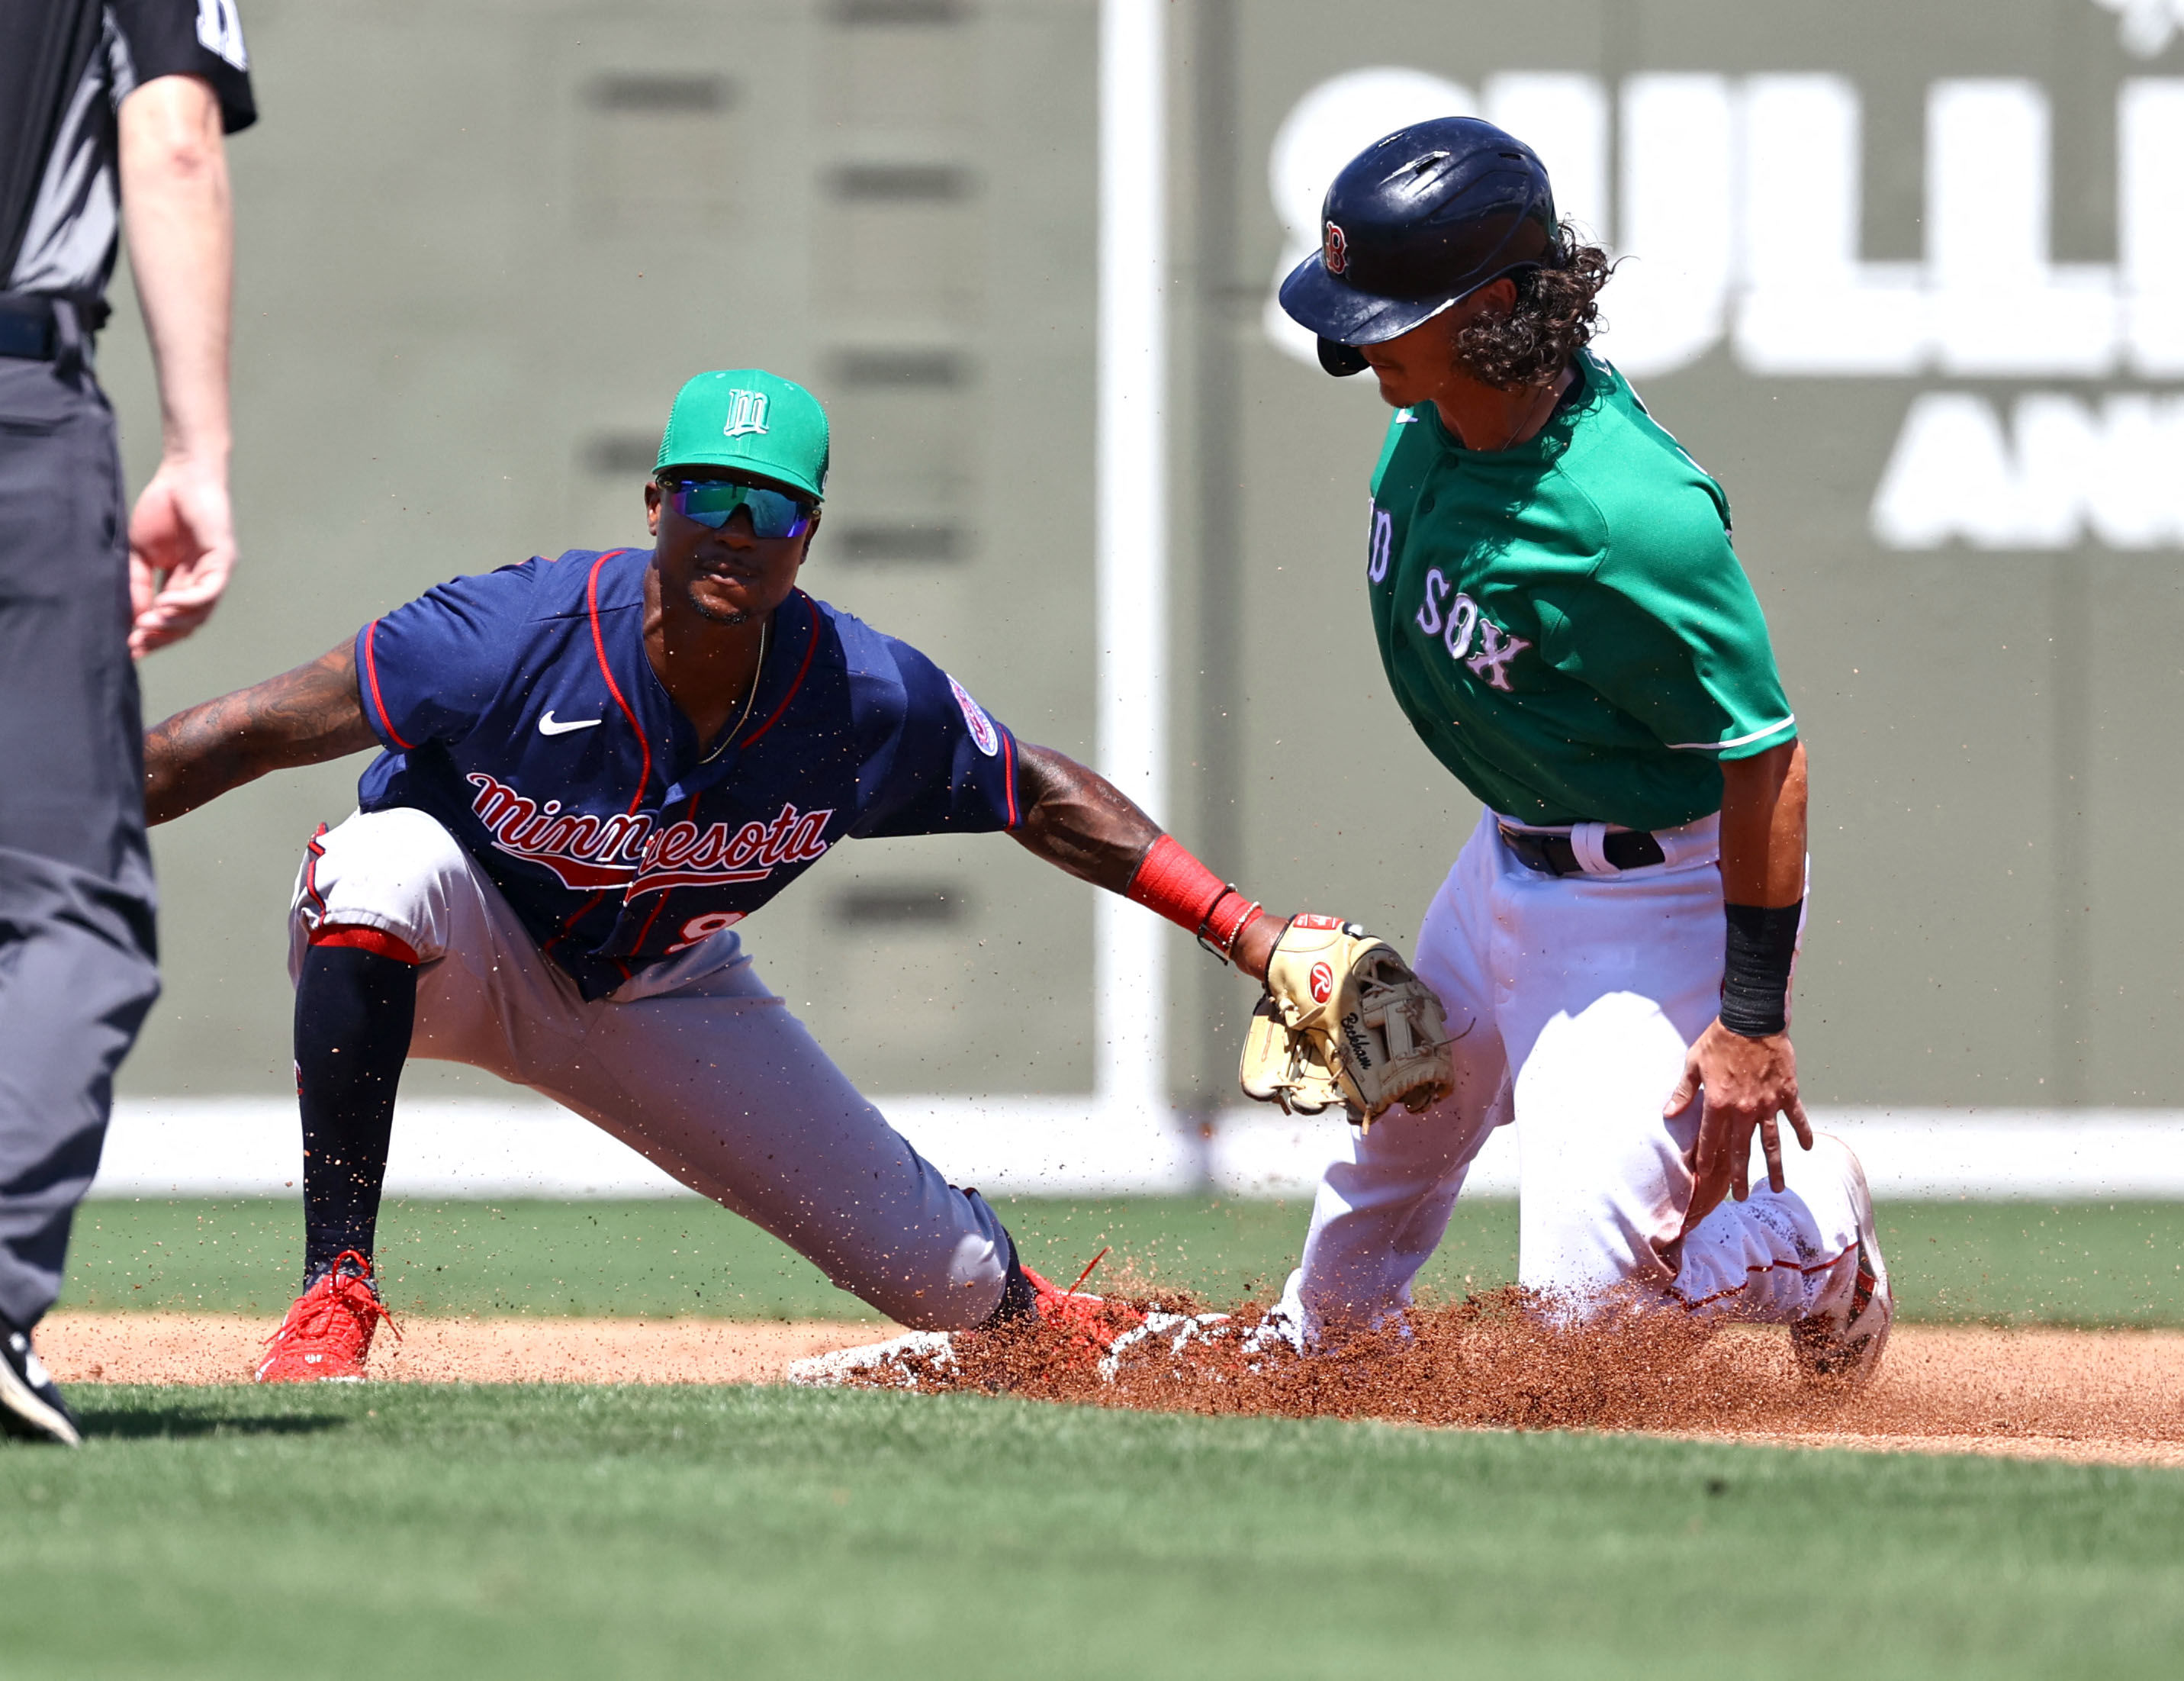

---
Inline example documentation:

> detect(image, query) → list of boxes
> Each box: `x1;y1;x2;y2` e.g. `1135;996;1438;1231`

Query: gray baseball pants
291;807;1015;1329
0;353;162;1332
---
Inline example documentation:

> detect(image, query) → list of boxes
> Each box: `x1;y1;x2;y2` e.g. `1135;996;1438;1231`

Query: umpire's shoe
1;1318;82;1448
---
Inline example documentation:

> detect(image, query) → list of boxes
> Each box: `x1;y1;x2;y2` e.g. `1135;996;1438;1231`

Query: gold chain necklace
698;617;769;765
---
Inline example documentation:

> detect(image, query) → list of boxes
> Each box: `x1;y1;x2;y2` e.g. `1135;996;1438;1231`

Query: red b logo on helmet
1310;961;1335;1003
1323;221;1348;275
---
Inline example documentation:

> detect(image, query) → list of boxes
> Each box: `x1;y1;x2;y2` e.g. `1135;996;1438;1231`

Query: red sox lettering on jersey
1410;567;1531;691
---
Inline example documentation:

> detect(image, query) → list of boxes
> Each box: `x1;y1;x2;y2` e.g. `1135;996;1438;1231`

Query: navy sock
979;1228;1037;1328
294;945;416;1288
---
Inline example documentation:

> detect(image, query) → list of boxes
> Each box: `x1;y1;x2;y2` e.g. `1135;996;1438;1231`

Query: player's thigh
288;809;587;1077
541;971;998;1292
1497;862;1726;1299
1311;822;1511;1234
1295;842;1509;1331
1410;814;1510;1132
1492;850;1725;1093
1510;989;1695;1298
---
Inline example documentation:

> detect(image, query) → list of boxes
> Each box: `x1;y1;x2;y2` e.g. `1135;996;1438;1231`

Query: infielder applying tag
140;366;1424;1385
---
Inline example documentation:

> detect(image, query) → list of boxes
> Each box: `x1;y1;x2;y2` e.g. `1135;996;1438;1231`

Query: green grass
62;1195;2184;1325
1;1385;2178;1681
56;1195;1519;1320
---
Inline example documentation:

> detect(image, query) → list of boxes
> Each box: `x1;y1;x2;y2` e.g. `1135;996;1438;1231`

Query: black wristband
1719;900;1801;1038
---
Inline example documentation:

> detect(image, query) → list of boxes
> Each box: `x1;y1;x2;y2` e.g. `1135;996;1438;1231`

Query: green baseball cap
655;369;830;502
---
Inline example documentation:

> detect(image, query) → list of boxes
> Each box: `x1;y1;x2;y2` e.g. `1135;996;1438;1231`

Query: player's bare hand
128;455;236;656
1665;1020;1812;1238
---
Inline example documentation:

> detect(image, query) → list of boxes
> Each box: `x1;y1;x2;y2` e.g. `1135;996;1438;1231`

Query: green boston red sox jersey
1364;350;1796;831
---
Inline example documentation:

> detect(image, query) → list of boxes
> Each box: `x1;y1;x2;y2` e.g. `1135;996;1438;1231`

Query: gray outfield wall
106;0;2184;1111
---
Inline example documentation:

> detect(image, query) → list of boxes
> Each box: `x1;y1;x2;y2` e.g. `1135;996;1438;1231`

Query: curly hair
1453;226;1615;391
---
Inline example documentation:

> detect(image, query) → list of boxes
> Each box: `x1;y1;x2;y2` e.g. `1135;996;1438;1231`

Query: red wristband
1126;837;1262;962
1126;836;1226;931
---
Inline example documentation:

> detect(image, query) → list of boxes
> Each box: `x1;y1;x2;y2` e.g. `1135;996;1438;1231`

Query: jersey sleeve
1558;495;1797;761
848;640;1024;839
108;1;256;132
353;563;537;752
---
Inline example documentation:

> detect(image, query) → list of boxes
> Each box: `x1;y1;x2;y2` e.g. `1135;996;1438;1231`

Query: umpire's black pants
0;347;161;1332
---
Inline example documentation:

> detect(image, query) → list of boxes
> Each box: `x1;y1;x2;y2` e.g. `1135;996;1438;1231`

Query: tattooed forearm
1007;742;1162;894
143;641;382;825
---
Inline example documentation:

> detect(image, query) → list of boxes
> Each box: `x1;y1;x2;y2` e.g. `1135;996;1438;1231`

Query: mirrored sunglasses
664;478;816;539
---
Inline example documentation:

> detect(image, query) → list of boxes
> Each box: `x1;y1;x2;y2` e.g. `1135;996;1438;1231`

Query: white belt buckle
1569;821;1618;876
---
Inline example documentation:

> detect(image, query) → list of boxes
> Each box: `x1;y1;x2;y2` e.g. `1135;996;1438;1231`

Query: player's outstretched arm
1009;742;1454;1120
143;639;381;825
1008;742;1282;977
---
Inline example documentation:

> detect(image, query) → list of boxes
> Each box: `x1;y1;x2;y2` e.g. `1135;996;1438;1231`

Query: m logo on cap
722;389;770;438
1323;221;1349;275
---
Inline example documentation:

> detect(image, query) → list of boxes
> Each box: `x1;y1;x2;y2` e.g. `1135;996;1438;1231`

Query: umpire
0;1;255;1444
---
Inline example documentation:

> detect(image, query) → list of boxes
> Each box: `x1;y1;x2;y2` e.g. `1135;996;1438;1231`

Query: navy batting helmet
1279;116;1558;377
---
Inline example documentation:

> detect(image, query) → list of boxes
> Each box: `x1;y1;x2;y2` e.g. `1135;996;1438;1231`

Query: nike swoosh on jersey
538;711;604;736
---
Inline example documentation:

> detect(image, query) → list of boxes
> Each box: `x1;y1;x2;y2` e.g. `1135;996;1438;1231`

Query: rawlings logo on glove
1238;915;1455;1128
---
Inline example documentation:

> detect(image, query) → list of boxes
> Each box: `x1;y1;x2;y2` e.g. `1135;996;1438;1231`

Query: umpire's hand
129;457;236;655
1665;1020;1813;1239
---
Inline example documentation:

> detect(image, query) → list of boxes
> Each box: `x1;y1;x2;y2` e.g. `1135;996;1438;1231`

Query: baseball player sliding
141;369;1446;1380
1243;116;1892;1378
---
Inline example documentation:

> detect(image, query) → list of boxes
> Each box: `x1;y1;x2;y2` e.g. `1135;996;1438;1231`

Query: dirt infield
38;1312;886;1388
37;1311;2184;1467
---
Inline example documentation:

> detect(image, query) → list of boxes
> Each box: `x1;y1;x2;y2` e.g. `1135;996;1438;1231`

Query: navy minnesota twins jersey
350;548;1022;999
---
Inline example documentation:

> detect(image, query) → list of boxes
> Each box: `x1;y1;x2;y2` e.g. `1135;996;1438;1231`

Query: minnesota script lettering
465;774;833;896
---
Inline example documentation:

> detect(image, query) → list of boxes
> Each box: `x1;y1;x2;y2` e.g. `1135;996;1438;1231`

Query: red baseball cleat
255;1251;400;1383
1018;1259;1141;1351
788;1251;1152;1387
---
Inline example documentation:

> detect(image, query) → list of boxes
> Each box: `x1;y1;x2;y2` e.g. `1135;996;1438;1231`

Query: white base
86;1097;2184;1202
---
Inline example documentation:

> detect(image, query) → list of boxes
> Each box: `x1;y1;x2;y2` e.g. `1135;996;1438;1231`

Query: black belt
1498;824;1666;877
0;291;108;362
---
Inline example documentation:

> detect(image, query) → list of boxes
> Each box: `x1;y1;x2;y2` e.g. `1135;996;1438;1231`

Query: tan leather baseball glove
1237;915;1454;1128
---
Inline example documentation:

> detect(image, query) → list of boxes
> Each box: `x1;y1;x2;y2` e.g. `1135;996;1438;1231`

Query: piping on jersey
628;791;702;955
586;550;649;816
555;549;643;965
1665;714;1796;754
736;592;822;749
624;590;818;958
300;824;331;923
541;564;826;969
360;621;414;751
551;549;644;964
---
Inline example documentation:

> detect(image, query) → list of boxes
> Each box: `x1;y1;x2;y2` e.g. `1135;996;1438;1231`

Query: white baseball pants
1280;810;1864;1340
289;808;1014;1330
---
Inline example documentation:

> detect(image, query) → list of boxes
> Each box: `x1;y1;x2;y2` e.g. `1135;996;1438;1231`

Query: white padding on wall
91;1099;2184;1202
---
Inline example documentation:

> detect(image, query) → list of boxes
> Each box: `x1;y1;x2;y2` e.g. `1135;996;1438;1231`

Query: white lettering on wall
1267;54;2184;551
1737;76;1926;375
1872;393;2184;549
2096;0;2184;59
1266;71;2184;384
2122;79;2184;375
